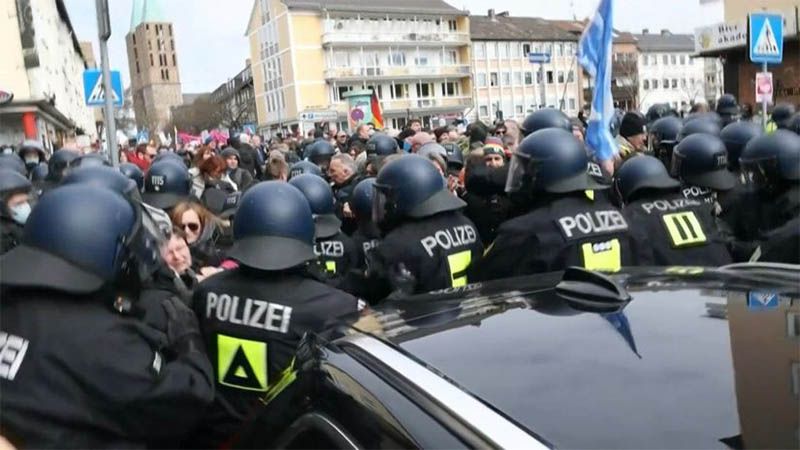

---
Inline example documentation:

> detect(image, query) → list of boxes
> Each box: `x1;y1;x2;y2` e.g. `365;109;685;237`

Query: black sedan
235;264;800;449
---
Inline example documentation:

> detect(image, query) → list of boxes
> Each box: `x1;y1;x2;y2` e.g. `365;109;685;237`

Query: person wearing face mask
0;169;33;254
17;140;46;177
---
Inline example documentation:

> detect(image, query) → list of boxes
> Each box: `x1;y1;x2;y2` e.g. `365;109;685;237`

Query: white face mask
9;202;31;225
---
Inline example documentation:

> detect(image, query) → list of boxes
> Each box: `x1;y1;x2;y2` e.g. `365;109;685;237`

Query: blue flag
578;0;617;163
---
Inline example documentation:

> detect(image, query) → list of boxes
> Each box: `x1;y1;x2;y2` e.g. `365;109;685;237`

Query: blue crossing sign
747;291;780;310
528;52;551;64
749;13;783;64
83;69;123;107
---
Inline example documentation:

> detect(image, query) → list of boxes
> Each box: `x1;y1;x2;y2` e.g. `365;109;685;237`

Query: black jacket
462;165;512;245
237;144;262;180
0;217;23;255
333;175;361;235
0;287;214;448
227;167;254;192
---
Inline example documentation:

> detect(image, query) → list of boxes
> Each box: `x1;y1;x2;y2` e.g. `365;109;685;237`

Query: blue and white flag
578;0;617;163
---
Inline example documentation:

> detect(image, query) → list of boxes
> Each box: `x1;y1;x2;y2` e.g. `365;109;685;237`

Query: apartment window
501;72;511;85
134;47;138;58
390;83;407;99
513;71;522;85
643;79;650;90
448;19;457;32
479;105;489;117
336;86;351;101
556;43;563;56
165;69;170;81
642;54;648;66
490;72;498;86
442;82;459;96
510;43;520;57
569;98;576;110
788;313;800;337
446;50;457;65
499;42;508;58
670;54;677;65
149;53;154;66
414;56;429;66
388;51;406;66
515;105;524;114
524;72;533;85
487;42;497;58
171;39;175;50
663;78;669;89
475;42;485;59
567;70;575;83
135;61;140;74
653;79;659;89
172;54;176;66
477;73;487;87
681;78;687;88
146;24;149;30
169;24;173;35
680;55;686;65
558;71;565;83
671;79;678;89
416;83;433;98
522;43;531;55
546;71;553;84
662;54;668;65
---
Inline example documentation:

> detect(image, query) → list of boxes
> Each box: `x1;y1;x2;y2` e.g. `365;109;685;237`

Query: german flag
370;90;384;130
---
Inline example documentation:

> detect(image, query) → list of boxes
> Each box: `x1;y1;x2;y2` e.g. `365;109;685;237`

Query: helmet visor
504;153;530;193
371;184;389;225
131;202;172;280
740;157;776;189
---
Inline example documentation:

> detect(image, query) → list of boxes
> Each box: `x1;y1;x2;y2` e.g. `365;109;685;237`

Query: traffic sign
755;72;773;104
528;52;551;64
749;13;783;64
747;291;779;310
83;69;123;107
298;110;339;122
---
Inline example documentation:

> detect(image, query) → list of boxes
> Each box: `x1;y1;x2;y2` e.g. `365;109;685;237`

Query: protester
170;200;225;269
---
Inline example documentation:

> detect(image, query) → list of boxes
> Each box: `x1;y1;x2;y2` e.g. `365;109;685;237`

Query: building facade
470;11;582;123
635;30;710;113
247;0;472;134
0;0;95;149
210;62;257;129
125;0;183;131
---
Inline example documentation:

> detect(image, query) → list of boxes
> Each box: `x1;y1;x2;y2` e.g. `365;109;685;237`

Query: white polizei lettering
216;294;231;321
576;214;593;235
0;332;29;381
362;240;378;253
419;225;478;257
229;296;242;325
248;300;268;328
265;304;292;333
206;292;218;318
641;198;702;214
280;307;292;333
559;211;628;238
559;216;578;238
242;298;252;327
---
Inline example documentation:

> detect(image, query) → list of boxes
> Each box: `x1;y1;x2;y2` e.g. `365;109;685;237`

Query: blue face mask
10;202;31;225
402;141;412;153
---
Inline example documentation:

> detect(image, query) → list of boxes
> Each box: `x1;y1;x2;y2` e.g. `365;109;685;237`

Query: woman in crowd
192;155;235;198
170;200;225;271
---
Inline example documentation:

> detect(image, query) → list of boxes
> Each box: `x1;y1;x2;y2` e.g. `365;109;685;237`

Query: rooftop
470;12;578;41
283;0;466;16
634;30;694;52
553;19;638;45
130;0;169;31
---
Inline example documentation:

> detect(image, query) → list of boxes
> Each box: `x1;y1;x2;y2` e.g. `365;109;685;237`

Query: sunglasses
337;135;347;139
495;131;506;136
182;222;200;233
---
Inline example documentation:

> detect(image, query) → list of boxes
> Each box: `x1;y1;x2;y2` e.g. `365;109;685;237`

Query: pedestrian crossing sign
749;13;783;64
82;69;123;107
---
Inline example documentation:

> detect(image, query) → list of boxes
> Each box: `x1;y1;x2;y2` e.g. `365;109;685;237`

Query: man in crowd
329;153;361;235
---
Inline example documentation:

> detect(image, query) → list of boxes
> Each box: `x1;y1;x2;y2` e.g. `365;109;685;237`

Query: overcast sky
64;0;724;93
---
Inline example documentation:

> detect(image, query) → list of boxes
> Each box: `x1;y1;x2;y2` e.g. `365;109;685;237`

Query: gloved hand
161;295;204;357
387;262;416;300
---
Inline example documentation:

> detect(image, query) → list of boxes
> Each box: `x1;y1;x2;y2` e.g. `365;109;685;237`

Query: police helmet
442;143;464;172
46;149;79;182
647;116;683;165
119;162;145;191
142;160;192;210
789;113;800;135
646;103;671;124
289;173;340;238
0;168;32;197
614;155;680;204
417;142;448;160
366;133;400;156
0;185;167;293
740;130;800;191
153;151;187;167
61;166;141;202
305;140;336;167
30;163;49;182
351;177;376;221
671;133;736;191
678;117;721;140
70;153;111;168
719;121;763;171
772;103;797;129
227;181;316;271
17;140;46;169
716;93;739;117
520;108;571;137
0;154;26;176
506;128;607;194
201;188;241;219
373;154;465;224
289;160;323;179
220;147;240;160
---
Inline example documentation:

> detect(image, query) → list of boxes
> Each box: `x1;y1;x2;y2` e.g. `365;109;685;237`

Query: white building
634;30;714;114
0;0;95;149
470;11;583;123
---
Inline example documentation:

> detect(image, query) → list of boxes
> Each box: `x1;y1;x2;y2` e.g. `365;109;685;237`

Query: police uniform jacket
192;268;360;446
0;217;23;255
623;193;733;266
352;222;381;270
314;230;360;285
471;193;640;281
753;217;800;264
0;288;215;448
370;211;483;299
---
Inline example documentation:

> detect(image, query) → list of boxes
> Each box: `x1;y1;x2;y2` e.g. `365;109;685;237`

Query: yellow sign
217;334;268;392
325;261;337;274
447;250;472;287
662;212;707;247
581;239;621;272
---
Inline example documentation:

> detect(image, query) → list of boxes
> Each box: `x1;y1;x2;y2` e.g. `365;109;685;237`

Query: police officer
671;133;736;210
16;140;46;176
715;93;740;126
645;103;674;125
366;155;483;300
471;129;639;281
614;155;732;266
191;181;361;446
119;162;145;192
142;159;193;211
678;116;722;140
366;133;401;157
0;154;26;176
69;152;112;168
0;169;32;254
768;103;796;132
519;108;571;137
350;177;381;269
647;116;683;168
719;121;763;173
0;185;214;447
42;148;79;187
289;174;359;284
289;160;323;179
305;139;336;174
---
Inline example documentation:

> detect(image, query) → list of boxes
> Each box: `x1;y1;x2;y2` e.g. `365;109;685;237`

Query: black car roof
351;266;800;449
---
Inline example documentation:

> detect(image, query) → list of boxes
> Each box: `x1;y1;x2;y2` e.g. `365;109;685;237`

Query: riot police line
0;96;798;447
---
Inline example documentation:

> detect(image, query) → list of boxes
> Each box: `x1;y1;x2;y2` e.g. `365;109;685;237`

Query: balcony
322;31;470;47
381;96;472;112
324;65;471;81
